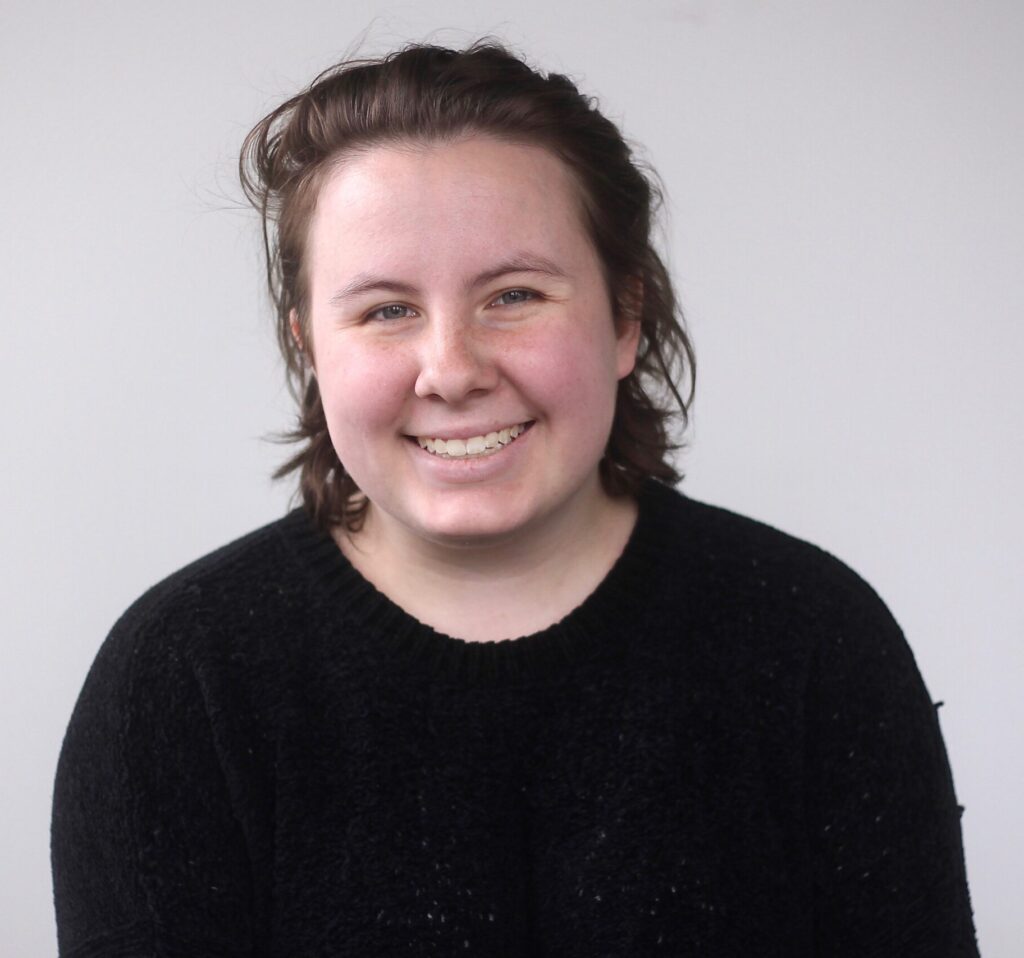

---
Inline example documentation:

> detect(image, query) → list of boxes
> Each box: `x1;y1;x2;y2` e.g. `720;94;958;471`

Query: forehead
305;136;595;276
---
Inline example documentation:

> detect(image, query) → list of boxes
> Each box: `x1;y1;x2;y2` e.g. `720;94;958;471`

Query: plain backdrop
2;1;1020;953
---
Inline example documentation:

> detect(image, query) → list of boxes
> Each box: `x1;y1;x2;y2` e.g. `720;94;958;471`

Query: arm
803;575;979;956
51;604;255;957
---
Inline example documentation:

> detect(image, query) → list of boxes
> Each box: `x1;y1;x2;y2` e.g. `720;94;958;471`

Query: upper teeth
417;423;528;458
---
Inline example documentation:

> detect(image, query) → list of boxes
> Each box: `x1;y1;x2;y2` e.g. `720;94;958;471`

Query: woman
51;41;978;956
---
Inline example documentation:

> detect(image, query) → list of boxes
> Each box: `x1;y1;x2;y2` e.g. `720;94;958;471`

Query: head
240;39;695;533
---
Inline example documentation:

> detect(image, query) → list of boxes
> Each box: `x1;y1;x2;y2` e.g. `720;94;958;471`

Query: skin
299;135;641;641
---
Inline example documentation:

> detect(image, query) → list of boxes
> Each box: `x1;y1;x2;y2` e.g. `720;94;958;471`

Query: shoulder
60;510;323;791
640;481;906;666
129;511;307;615
640;486;940;768
86;510;320;689
645;481;888;607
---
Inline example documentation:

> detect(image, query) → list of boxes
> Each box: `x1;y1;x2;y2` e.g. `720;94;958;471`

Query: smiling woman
303;137;642;638
50;40;978;957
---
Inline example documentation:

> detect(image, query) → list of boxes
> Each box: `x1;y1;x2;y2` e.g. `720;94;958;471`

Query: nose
413;317;499;403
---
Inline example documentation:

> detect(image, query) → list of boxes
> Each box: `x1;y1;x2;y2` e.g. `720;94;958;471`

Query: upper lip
407;420;532;440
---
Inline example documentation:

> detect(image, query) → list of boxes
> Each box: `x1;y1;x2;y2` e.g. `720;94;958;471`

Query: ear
289;310;316;377
614;277;643;380
288;309;304;351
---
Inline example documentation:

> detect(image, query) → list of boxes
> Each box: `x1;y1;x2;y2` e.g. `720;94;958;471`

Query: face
302;135;640;547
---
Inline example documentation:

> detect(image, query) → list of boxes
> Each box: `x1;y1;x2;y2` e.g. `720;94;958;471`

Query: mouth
410;421;535;459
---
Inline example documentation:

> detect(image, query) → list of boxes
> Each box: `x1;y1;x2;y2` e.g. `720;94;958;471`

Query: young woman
51;41;978;956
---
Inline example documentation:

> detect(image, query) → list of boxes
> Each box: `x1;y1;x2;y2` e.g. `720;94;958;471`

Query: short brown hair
239;39;695;531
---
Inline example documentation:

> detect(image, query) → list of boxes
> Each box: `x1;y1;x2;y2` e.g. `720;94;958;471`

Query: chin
406;488;539;545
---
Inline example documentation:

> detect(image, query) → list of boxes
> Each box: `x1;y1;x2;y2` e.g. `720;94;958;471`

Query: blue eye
367;304;416;322
492;289;536;307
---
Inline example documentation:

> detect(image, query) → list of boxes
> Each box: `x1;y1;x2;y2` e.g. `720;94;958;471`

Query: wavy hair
239;39;695;531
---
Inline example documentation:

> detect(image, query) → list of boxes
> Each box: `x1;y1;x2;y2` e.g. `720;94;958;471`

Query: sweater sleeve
51;600;254;958
803;572;979;956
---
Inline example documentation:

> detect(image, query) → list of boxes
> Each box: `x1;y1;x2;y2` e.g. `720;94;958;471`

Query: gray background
2;1;1020;953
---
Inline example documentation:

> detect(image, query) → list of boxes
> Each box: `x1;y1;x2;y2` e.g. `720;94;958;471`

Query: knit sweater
51;481;978;957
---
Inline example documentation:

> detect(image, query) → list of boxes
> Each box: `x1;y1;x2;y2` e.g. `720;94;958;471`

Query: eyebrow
327;253;569;307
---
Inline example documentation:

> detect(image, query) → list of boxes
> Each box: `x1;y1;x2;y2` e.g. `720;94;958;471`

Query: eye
490;288;537;308
366;303;417;322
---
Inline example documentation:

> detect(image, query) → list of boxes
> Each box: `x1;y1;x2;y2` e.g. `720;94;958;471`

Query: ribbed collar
277;480;685;685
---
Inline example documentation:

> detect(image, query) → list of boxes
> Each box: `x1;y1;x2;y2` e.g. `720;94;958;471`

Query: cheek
518;327;621;437
315;345;413;447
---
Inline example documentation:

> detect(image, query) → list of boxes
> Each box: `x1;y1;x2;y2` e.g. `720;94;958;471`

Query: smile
414;422;534;459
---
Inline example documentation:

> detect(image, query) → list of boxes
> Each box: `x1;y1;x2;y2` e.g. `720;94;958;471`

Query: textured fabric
51;481;979;956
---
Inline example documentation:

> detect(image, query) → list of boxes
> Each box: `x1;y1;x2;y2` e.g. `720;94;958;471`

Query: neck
335;479;638;642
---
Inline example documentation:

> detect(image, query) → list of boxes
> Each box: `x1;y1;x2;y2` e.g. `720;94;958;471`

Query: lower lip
407;425;534;484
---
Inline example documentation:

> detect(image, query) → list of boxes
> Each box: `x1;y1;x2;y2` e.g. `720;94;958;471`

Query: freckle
595;894;602;902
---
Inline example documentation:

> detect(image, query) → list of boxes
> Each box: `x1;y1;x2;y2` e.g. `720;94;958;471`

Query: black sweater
51;481;978;956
